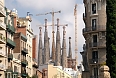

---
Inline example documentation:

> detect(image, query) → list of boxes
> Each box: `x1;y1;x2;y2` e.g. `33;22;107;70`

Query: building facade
32;35;38;77
82;0;106;77
16;15;34;77
39;64;72;78
0;0;6;77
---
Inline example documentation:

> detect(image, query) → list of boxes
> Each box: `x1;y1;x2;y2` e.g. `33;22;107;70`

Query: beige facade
82;0;106;78
18;16;33;77
39;64;72;78
0;0;6;77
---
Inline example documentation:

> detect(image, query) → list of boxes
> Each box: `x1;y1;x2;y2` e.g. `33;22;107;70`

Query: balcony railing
21;47;28;54
0;49;6;57
83;25;106;34
21;70;27;77
0;20;6;30
7;38;16;49
6;24;15;34
21;33;27;42
8;53;13;60
21;59;28;66
89;42;106;48
0;63;5;70
32;58;38;68
0;1;6;17
89;58;106;65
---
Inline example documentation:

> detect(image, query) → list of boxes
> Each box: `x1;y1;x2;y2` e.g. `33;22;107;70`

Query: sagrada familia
38;18;76;69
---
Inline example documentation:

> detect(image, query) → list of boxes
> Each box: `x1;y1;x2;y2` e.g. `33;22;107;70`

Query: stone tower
52;31;55;62
44;19;50;64
55;18;61;66
62;26;67;68
38;27;43;66
82;0;106;77
68;37;72;59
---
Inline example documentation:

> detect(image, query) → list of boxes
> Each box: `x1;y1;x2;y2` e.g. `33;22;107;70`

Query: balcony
0;49;6;57
89;58;106;65
8;53;13;60
89;42;106;48
21;59;28;66
13;71;18;74
6;24;15;34
21;33;27;42
0;1;6;17
0;63;5;70
83;13;86;21
0;20;6;30
21;70;27;77
82;25;106;34
21;48;28;54
0;33;5;44
7;38;16;49
32;58;38;68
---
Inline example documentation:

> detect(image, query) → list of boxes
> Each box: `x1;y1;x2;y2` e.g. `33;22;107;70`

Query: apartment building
5;8;17;78
32;35;38;77
39;64;72;78
14;32;28;78
82;0;106;78
0;0;6;77
16;15;33;77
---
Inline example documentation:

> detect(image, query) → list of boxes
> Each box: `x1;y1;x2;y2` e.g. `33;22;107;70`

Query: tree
106;0;116;77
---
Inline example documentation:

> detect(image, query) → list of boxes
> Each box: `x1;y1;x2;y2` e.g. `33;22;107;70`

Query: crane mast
74;4;78;67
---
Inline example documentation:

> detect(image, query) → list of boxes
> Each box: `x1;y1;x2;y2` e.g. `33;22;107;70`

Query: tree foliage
106;0;116;77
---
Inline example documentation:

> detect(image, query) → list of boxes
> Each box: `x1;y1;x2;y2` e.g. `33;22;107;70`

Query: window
14;66;17;72
92;19;97;31
92;3;96;14
92;51;98;63
13;74;17;78
92;51;98;59
94;68;98;78
5;72;12;78
93;35;97;47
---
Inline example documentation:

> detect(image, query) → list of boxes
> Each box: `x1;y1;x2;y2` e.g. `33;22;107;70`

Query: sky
5;0;85;65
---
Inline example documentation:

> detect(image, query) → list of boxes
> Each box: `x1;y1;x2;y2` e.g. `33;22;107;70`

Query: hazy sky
5;0;85;65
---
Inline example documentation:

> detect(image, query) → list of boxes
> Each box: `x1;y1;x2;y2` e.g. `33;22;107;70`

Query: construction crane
36;10;61;61
74;4;78;68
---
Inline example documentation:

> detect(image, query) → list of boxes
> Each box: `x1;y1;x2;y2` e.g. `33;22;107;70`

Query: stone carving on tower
61;26;67;68
55;18;61;66
44;19;50;64
38;27;43;66
68;37;72;59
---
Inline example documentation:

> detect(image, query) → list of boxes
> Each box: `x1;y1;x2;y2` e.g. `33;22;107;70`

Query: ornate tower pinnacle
38;27;43;66
44;19;50;64
68;37;72;59
62;26;67;68
55;18;61;66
